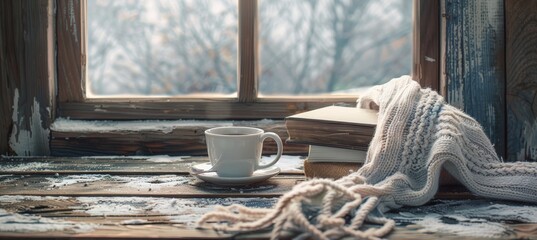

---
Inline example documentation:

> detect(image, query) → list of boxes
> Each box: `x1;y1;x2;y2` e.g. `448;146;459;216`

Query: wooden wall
443;0;506;159
0;1;55;156
506;0;537;162
1;0;537;161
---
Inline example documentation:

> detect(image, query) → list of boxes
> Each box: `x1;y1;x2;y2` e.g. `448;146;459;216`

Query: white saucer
191;162;280;186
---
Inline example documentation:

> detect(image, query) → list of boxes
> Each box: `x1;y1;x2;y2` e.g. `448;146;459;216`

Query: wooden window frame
56;0;439;121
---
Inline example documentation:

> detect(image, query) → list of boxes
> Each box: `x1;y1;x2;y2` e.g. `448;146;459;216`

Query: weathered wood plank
50;120;309;156
0;156;470;198
0;230;240;240
0;1;16;155
1;222;532;240
58;99;356;120
444;0;506;159
0;156;204;175
0;195;277;220
506;0;537;162
1;223;529;240
238;0;258;103
0;0;54;156
412;0;440;91
57;0;85;102
0;174;304;198
0;196;534;239
0;195;278;239
0;156;304;175
0;176;471;200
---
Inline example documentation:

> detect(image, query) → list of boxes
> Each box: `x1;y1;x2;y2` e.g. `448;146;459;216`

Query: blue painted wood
444;0;506;159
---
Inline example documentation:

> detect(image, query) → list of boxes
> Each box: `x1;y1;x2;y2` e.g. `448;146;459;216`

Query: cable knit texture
197;76;537;240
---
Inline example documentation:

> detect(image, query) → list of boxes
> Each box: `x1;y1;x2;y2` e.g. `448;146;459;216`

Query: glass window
87;0;412;98
258;0;412;96
87;0;238;97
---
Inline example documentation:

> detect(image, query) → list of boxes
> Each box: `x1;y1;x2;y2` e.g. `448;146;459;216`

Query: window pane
87;0;238;97
259;0;412;95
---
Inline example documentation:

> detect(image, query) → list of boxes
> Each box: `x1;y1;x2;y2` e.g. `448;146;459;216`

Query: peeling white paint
8;89;50;156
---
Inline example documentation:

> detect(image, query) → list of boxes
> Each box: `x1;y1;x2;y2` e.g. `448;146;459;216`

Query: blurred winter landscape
87;0;411;97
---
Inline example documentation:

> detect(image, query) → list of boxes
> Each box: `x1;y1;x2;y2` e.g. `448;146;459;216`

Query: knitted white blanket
198;76;537;239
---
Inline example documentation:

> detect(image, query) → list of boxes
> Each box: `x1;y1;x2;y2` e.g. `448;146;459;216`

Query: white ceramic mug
205;126;283;177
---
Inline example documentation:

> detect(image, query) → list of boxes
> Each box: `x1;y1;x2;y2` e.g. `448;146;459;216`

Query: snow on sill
1;197;536;236
50;118;279;133
387;199;537;238
0;196;278;229
0;209;95;233
0;155;304;173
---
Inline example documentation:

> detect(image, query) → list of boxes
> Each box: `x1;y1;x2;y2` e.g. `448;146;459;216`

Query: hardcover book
307;145;367;163
304;145;366;179
303;159;362;179
285;106;378;150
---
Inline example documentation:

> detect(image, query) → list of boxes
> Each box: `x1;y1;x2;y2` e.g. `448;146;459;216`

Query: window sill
0;156;513;240
50;119;308;156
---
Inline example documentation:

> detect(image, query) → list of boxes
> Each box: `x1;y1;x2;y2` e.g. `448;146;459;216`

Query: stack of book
285;106;378;179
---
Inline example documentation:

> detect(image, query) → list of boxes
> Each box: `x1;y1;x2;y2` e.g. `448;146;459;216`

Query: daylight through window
87;0;412;97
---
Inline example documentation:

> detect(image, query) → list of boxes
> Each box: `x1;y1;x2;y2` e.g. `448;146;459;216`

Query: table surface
0;156;535;239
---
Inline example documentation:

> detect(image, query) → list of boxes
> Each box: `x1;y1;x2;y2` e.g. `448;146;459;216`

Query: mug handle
257;132;283;169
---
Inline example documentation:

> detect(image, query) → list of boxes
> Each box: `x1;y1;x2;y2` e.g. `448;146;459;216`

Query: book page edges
285;106;378;126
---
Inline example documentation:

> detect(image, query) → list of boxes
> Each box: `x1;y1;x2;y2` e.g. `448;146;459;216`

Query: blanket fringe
197;178;394;240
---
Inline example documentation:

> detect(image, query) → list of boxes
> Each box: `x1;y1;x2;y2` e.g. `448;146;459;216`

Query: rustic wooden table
0;156;535;239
